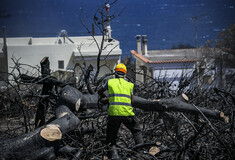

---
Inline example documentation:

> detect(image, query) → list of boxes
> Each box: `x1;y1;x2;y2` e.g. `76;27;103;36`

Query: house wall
154;68;195;90
7;44;76;75
151;62;195;89
150;62;195;69
153;68;195;80
6;45;121;78
135;59;145;83
74;58;120;80
147;48;201;61
0;36;122;82
135;60;196;84
133;35;233;89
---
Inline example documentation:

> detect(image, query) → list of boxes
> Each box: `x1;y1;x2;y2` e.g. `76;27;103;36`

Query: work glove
100;97;109;104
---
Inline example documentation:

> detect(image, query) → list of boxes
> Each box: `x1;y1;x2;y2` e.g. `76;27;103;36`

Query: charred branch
0;104;79;160
132;94;226;121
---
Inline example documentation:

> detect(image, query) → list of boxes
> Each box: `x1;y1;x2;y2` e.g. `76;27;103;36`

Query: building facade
131;35;231;90
0;32;122;86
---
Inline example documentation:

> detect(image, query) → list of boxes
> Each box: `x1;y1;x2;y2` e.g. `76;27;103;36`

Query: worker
98;63;143;158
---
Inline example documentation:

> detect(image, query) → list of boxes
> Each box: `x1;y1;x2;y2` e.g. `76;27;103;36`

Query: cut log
40;124;62;141
149;146;160;156
0;104;79;160
1;85;226;159
57;85;99;112
132;94;227;121
57;86;226;121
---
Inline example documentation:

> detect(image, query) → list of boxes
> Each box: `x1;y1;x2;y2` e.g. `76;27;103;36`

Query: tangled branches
0;57;234;160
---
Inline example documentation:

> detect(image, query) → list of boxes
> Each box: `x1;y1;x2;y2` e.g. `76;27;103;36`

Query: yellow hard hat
115;63;127;74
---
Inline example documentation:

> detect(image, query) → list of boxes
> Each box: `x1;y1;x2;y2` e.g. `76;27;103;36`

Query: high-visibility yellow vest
108;78;135;116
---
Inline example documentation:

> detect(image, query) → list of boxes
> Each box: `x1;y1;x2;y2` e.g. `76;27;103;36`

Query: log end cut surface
40;124;62;141
149;146;160;156
182;93;189;102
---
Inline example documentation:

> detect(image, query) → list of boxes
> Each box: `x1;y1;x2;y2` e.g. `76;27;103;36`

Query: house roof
130;50;196;64
0;36;122;57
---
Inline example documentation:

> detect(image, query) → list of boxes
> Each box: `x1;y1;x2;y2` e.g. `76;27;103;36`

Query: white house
131;35;230;90
0;30;122;86
0;4;121;86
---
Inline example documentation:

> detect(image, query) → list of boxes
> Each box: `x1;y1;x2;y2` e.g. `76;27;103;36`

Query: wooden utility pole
191;14;207;48
191;16;198;48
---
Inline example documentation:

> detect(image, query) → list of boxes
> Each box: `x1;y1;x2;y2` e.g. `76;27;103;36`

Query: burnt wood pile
0;57;234;160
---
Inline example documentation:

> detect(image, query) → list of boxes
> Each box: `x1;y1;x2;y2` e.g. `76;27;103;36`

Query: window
58;60;64;69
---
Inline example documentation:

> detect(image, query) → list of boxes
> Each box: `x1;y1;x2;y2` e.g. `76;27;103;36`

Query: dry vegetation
0;2;235;158
0;57;234;160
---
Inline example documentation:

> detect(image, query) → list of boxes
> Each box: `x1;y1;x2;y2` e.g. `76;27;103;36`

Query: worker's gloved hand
100;97;109;104
100;93;107;98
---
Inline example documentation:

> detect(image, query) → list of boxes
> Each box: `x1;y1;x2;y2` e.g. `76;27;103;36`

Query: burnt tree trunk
56;85;99;112
0;85;100;160
132;94;226;121
56;86;226;121
36;83;229;123
0;85;227;159
35;57;54;128
0;104;79;160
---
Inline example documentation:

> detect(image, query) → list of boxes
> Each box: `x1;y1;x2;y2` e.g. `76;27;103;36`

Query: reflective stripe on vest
109;94;131;99
109;102;132;107
108;78;134;116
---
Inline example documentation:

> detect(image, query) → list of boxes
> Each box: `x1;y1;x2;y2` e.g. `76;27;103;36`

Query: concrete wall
147;48;201;61
133;34;229;88
135;58;145;84
0;36;122;81
135;58;196;84
7;44;76;74
74;59;120;80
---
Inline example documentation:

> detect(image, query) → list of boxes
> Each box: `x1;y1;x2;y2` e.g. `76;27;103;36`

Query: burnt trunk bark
0;104;79;160
0;85;227;159
132;94;226;121
57;85;99;112
35;57;54;128
57;86;226;121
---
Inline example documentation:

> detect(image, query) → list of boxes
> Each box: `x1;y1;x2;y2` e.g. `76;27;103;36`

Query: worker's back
99;63;143;158
107;78;134;116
